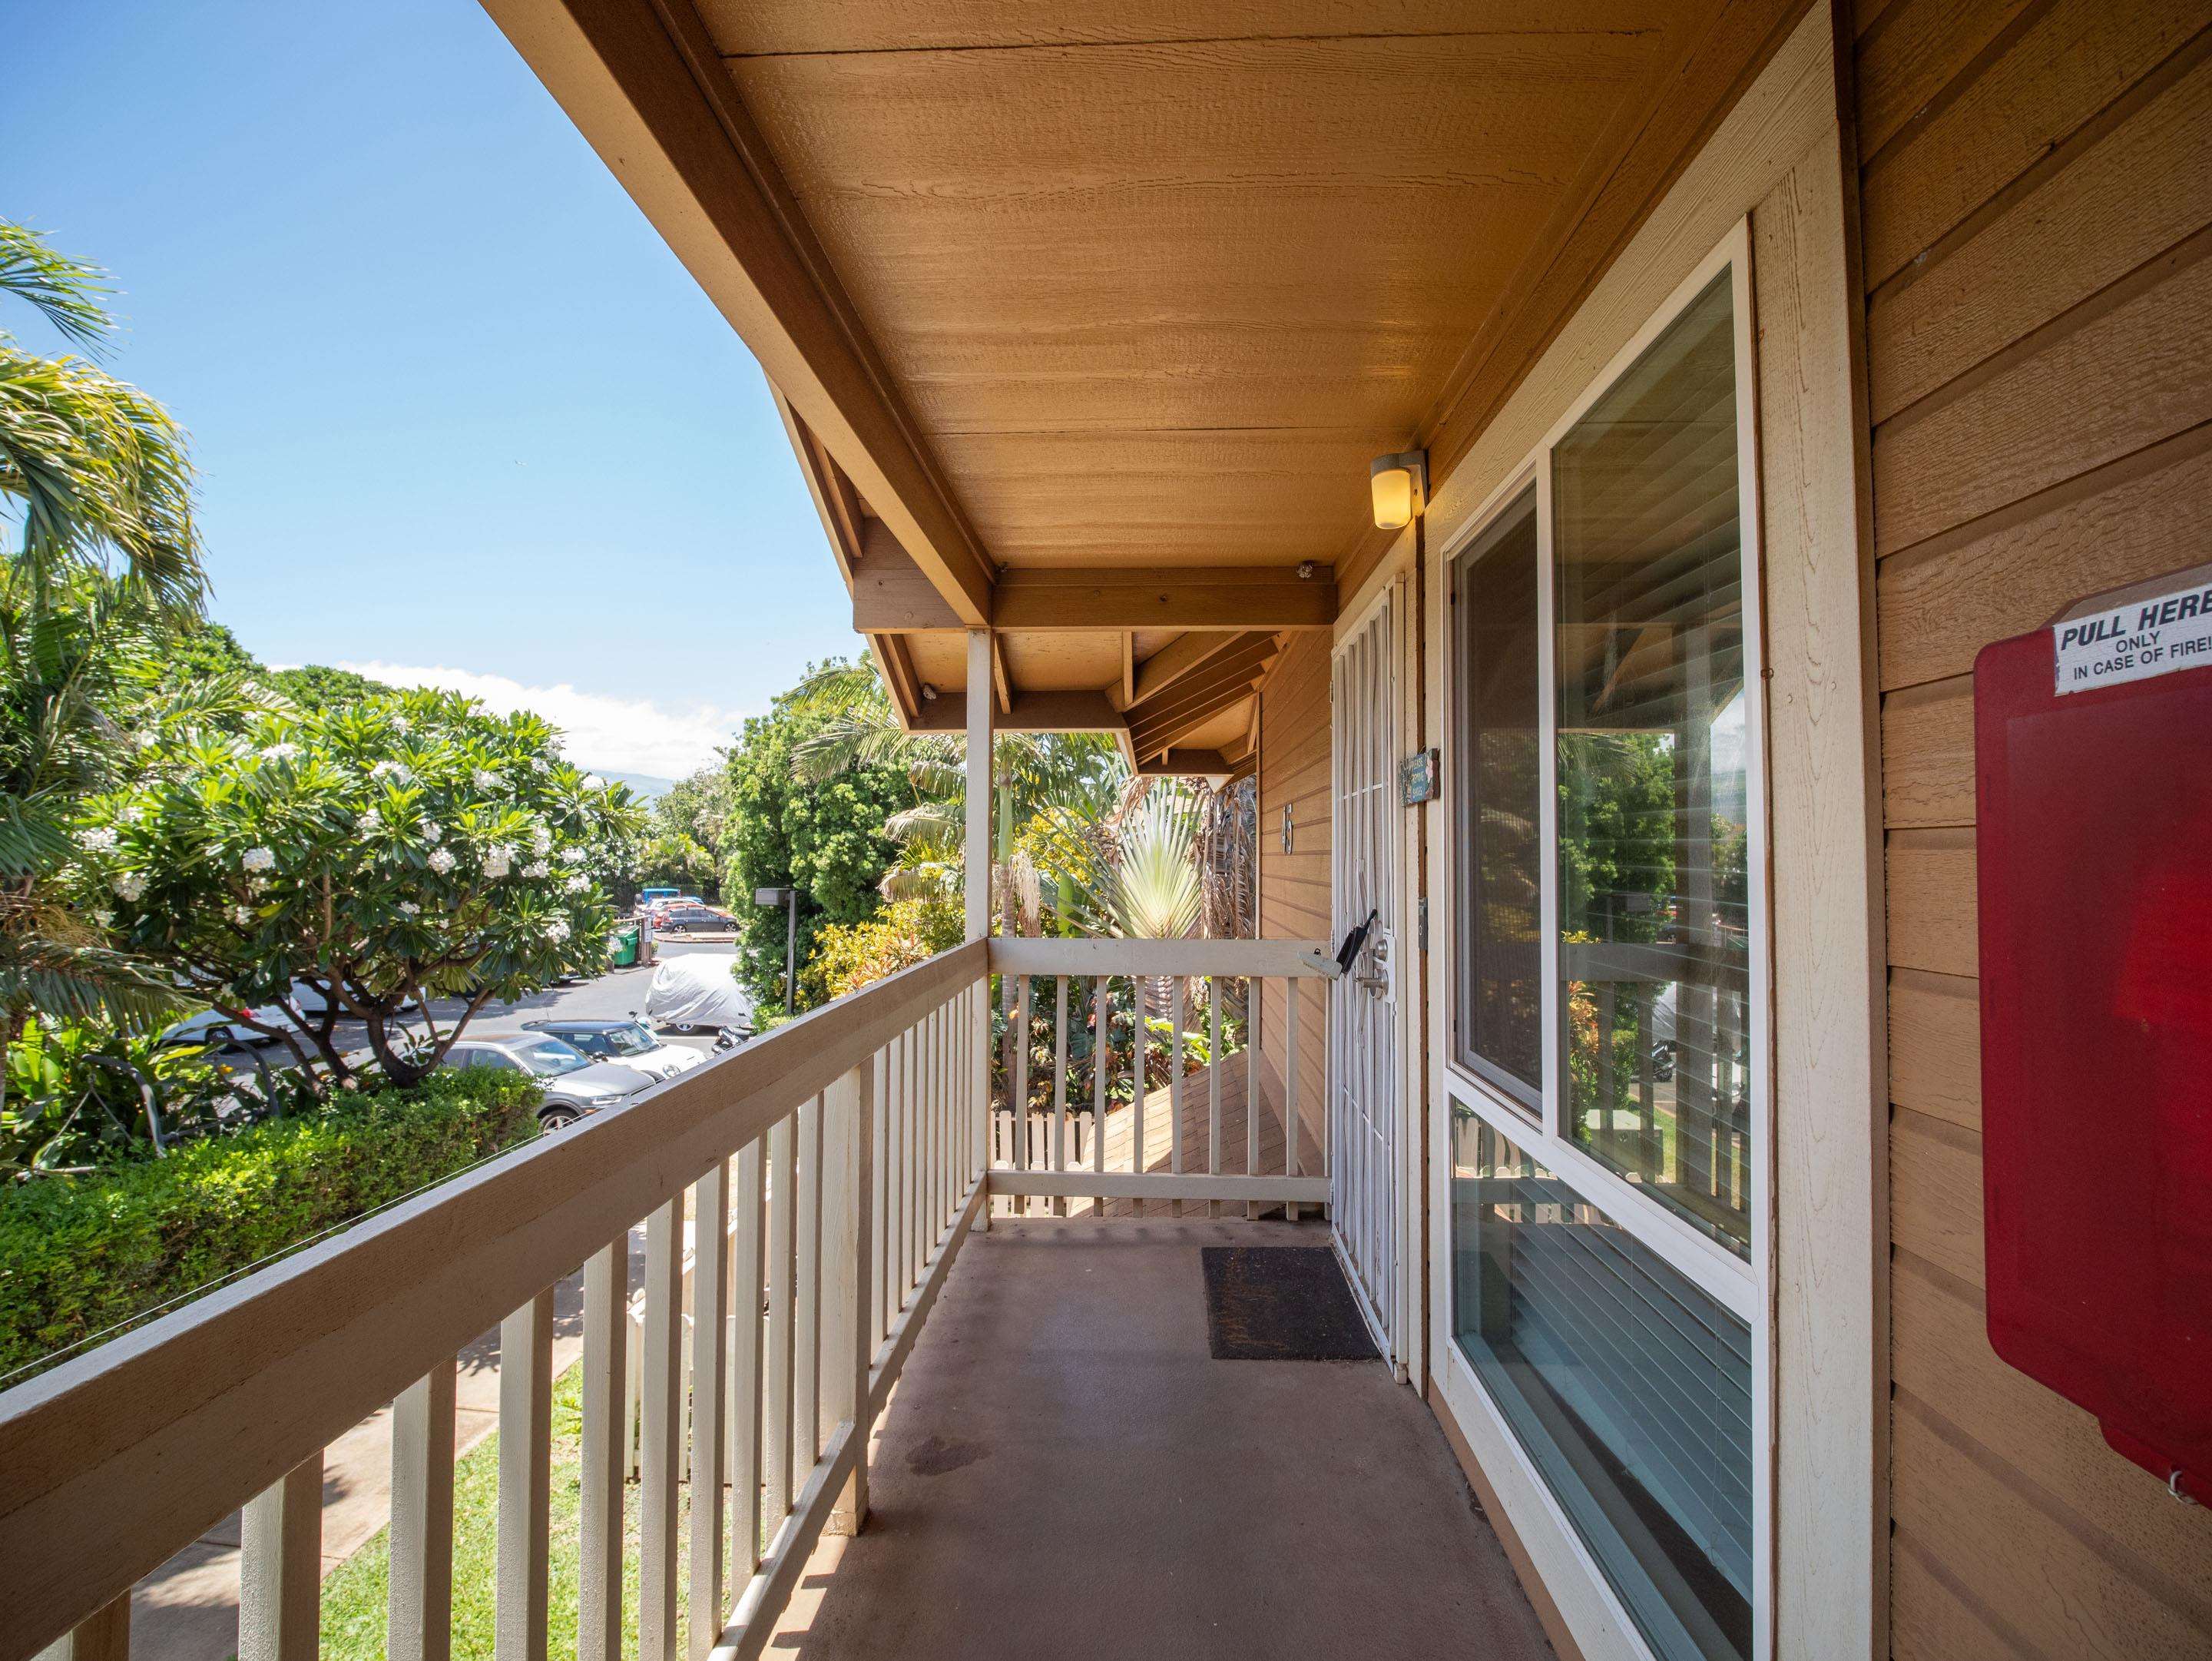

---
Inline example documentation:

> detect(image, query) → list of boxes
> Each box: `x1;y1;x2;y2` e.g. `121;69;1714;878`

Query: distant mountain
604;771;677;801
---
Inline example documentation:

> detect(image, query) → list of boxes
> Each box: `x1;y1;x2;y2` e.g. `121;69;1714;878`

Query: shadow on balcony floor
767;1217;1555;1659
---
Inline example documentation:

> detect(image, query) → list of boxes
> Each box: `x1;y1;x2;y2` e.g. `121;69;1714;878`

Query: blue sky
5;0;856;781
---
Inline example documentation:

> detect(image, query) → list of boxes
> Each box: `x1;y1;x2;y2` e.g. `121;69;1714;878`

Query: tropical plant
1;221;201;608
804;894;963;1002
722;661;918;1012
71;686;644;1086
1;223;214;1092
1;1016;221;1175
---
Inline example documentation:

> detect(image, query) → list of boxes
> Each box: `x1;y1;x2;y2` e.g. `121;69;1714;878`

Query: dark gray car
443;1033;657;1129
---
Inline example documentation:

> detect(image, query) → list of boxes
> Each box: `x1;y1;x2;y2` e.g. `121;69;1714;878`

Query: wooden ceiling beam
851;516;965;631
909;690;1127;734
1137;748;1233;778
483;0;994;624
992;567;1334;632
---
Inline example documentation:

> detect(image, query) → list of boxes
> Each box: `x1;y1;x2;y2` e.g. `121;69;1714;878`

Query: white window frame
1431;220;1772;1661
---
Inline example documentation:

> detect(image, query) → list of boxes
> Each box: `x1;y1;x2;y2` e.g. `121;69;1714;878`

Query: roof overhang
484;0;1809;767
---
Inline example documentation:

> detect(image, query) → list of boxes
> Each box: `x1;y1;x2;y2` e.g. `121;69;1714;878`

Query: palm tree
1;222;211;1079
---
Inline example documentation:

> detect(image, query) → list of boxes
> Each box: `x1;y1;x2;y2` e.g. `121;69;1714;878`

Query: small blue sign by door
1399;748;1439;806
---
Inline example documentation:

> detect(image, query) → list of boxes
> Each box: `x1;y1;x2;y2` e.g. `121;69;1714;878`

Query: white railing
2;941;990;1661
2;935;1337;1661
984;938;1336;1215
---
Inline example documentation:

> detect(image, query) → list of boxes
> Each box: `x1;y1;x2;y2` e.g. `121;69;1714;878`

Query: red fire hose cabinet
1974;564;2212;1506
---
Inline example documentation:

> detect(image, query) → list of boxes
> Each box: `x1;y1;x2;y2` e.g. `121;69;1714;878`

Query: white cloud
337;661;750;781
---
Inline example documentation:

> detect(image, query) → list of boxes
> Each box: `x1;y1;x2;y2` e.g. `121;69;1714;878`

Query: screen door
1330;582;1406;1368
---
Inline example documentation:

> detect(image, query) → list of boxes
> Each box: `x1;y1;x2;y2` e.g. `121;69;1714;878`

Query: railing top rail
0;938;987;1660
987;937;1336;978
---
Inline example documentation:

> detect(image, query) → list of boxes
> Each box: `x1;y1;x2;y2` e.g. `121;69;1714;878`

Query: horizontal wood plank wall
1257;628;1330;1159
1854;0;2212;1653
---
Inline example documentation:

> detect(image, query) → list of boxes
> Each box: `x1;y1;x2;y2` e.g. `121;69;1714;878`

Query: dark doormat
1200;1246;1380;1361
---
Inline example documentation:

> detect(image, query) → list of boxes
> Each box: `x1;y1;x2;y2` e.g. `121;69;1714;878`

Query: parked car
644;955;755;1034
655;903;739;935
518;1017;706;1082
156;1003;306;1050
441;1033;657;1129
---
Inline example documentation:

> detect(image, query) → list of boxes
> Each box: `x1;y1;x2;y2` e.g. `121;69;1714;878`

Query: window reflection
1451;1111;1753;1661
1452;490;1543;1108
1551;273;1753;1254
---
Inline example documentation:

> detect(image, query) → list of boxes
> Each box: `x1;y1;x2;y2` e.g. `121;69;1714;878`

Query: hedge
0;1069;542;1383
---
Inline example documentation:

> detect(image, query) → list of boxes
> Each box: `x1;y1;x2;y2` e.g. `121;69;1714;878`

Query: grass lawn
320;1363;718;1661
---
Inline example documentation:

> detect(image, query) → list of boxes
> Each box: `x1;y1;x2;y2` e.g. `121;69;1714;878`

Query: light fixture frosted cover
1369;451;1426;529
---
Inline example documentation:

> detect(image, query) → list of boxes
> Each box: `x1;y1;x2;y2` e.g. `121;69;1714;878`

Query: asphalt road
213;938;745;1072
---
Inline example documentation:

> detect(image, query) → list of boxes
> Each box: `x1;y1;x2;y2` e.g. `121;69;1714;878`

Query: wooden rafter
1130;675;1267;758
1131;630;1273;710
989;634;1012;717
1123;636;1280;733
483;0;994;623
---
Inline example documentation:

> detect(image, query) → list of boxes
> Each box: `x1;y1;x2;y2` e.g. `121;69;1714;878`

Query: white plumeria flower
559;847;585;866
259;742;301;762
473;768;502;791
529;825;553;856
79;826;118;852
522;859;550;880
528;756;549;774
243;846;276;873
563;874;589;893
429;848;457;875
357;807;383;833
369;760;403;781
390;715;412;734
230;903;255;927
398;900;421;917
420;820;443;844
92;907;114;929
582;774;605;790
114;871;147;901
543;917;572;943
484;844;514;879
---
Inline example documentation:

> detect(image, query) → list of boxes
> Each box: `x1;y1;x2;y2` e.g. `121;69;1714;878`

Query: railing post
390;1356;457;1661
579;1245;628;1661
495;1287;555;1661
36;1594;130;1661
641;1194;686;1661
239;1451;320;1661
822;1056;874;1535
687;1159;730;1657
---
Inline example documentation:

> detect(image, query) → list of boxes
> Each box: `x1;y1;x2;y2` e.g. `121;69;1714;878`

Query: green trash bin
608;926;640;967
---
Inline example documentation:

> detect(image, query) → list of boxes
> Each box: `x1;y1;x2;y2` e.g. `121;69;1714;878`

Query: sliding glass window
1451;490;1543;1112
1551;271;1752;1256
1443;242;1764;1661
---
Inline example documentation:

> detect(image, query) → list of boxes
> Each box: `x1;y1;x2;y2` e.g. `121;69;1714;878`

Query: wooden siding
1257;628;1331;1158
1853;0;2212;1654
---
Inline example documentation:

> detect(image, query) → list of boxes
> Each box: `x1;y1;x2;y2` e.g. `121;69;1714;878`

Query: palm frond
0;222;114;351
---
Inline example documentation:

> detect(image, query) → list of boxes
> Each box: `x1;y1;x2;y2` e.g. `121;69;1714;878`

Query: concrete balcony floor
768;1216;1555;1659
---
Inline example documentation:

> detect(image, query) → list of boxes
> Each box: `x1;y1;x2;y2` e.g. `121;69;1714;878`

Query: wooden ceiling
485;0;1807;771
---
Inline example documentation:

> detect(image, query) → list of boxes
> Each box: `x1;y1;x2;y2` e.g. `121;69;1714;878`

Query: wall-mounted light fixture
1369;450;1428;530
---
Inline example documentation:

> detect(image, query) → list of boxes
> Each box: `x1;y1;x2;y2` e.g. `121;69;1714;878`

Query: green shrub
0;1068;541;1383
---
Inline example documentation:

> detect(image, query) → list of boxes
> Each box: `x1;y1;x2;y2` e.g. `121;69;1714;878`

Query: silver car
443;1033;656;1129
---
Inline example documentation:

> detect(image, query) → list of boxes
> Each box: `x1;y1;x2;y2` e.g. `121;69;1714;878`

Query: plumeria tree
71;687;644;1086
